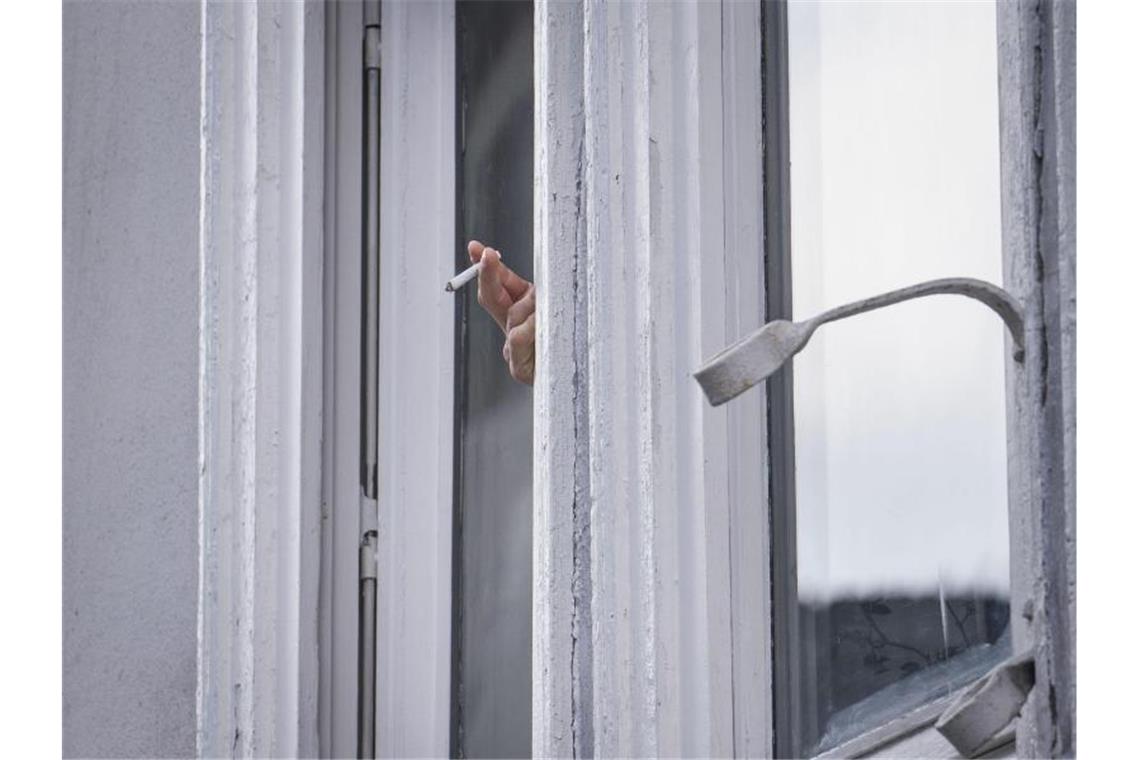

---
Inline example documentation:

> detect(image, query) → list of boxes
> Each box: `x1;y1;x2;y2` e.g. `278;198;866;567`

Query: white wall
62;1;200;756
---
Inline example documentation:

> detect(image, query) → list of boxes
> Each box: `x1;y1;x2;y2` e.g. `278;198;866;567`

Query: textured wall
62;1;200;756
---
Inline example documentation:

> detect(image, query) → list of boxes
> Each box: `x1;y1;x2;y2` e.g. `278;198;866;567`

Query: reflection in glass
786;1;1010;753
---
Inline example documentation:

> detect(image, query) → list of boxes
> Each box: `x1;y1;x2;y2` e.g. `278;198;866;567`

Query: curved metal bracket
694;277;1025;407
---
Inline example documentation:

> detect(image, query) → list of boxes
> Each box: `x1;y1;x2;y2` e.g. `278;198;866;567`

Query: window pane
785;1;1010;753
455;1;534;757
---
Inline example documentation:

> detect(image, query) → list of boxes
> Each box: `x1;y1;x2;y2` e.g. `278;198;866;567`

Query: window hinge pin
364;25;381;71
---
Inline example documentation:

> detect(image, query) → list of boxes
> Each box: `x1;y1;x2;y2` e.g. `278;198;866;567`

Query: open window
763;1;1016;755
319;2;536;757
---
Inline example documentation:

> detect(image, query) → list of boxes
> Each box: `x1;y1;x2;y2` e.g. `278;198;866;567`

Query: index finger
468;240;530;301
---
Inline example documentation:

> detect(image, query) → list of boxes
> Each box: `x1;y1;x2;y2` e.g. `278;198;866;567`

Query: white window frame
532;0;1073;758
197;1;325;755
534;1;772;755
761;0;1018;756
374;1;457;755
318;2;363;755
319;1;457;757
194;0;1071;754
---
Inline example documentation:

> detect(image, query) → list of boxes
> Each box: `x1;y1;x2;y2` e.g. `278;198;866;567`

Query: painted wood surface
534;1;771;755
720;2;775;753
197;1;325;756
374;2;457;756
318;2;364;756
996;1;1076;756
533;1;586;755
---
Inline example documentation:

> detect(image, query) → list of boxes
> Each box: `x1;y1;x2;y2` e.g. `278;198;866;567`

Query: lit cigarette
444;260;483;292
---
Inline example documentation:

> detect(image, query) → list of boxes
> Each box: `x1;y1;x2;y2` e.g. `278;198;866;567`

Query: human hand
467;240;536;386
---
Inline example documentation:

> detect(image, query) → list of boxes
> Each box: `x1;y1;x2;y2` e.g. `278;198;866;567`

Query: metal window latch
935;650;1036;757
694;277;1025;407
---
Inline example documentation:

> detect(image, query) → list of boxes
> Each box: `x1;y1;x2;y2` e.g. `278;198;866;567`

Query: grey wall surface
63;2;200;756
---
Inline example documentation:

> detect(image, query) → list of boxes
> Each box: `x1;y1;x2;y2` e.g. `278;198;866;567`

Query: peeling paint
996;1;1076;756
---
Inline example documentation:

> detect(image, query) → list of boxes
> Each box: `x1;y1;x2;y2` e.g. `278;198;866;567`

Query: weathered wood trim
197;1;325;756
579;1;734;754
721;1;774;754
534;1;768;756
373;2;457;756
318;2;364;756
996;0;1076;756
533;0;586;754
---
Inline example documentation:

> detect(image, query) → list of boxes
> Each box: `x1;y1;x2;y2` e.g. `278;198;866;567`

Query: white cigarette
444;260;483;292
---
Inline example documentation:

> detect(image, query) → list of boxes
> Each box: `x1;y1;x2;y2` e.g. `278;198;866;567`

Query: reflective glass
786;1;1011;753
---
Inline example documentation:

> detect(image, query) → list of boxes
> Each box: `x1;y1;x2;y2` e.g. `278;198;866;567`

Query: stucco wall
62;1;200;756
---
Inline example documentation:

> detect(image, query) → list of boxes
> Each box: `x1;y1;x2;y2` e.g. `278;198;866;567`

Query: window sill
816;688;962;759
815;683;1019;759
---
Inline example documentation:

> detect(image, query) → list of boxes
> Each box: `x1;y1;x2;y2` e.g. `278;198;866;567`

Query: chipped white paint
373;1;456;756
197;2;325;756
996;1;1076;756
534;0;771;755
533;0;584;754
720;2;774;752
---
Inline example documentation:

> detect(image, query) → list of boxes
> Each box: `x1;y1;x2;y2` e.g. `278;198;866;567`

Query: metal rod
358;531;378;759
361;28;381;502
811;277;1025;353
358;5;381;758
694;276;1026;407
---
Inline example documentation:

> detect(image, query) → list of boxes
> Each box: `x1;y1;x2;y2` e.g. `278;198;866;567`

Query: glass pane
785;1;1010;753
454;1;534;757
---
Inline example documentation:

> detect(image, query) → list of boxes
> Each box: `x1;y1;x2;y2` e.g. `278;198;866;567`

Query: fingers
498;264;531;302
469;239;538;386
470;240;535;335
467;239;485;264
468;239;531;301
503;311;536;386
506;284;536;332
476;247;511;331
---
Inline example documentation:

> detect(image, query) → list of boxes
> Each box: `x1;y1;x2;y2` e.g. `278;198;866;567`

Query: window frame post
996;0;1076;756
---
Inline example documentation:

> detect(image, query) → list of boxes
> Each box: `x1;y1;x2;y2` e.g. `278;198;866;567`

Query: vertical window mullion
761;1;800;756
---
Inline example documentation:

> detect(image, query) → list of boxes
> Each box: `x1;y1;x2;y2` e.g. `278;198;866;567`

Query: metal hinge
364;25;381;72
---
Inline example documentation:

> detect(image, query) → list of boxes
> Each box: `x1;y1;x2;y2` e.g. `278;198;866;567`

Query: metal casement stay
694;276;1026;407
359;2;381;759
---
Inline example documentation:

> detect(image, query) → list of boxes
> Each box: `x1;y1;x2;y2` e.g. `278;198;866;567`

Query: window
452;1;535;757
766;1;1011;755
